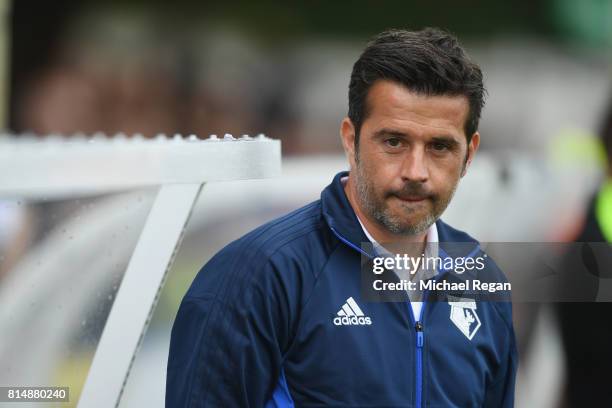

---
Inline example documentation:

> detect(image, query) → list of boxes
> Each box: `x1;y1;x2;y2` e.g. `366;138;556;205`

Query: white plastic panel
0;134;281;199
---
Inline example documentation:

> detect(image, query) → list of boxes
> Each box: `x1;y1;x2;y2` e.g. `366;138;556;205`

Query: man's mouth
392;194;429;203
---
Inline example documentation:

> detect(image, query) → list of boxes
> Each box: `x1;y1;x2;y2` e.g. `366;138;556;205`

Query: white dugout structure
0;134;281;407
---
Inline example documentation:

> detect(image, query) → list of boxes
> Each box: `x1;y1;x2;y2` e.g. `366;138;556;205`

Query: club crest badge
448;297;481;340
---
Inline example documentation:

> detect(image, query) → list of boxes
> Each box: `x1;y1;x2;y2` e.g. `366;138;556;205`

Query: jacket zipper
410;292;428;408
330;226;429;407
414;318;424;408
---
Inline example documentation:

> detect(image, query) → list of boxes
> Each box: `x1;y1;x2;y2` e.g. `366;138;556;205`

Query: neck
344;173;428;250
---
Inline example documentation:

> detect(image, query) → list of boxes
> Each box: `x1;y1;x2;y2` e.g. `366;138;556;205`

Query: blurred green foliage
53;0;612;48
95;0;555;42
552;0;612;47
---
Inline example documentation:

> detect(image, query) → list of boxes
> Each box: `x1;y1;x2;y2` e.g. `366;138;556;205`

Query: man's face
341;79;480;236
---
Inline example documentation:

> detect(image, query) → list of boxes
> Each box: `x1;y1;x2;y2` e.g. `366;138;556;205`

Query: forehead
363;80;470;139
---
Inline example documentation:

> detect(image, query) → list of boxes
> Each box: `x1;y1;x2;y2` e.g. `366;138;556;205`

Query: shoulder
436;219;479;243
185;199;337;299
225;199;325;259
437;219;505;282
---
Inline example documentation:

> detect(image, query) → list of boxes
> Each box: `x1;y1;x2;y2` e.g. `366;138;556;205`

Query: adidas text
333;316;372;326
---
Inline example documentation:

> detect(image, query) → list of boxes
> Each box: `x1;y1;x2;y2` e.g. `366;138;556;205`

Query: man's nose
401;147;429;183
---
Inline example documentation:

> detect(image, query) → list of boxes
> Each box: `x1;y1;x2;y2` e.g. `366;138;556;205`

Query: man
167;28;517;407
556;95;612;406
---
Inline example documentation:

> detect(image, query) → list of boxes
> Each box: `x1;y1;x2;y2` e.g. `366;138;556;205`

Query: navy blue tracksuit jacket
167;171;518;407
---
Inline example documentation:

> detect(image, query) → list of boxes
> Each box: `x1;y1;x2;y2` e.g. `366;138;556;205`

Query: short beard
354;156;458;236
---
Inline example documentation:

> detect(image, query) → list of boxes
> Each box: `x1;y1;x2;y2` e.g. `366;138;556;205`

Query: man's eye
431;142;449;151
385;138;401;148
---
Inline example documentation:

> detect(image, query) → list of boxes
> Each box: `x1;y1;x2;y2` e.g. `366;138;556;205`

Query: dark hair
348;28;486;145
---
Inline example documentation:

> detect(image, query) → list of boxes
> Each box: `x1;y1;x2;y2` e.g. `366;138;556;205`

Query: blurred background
1;0;611;406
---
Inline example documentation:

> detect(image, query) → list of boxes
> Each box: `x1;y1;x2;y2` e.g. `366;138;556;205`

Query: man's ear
340;117;357;169
461;132;480;177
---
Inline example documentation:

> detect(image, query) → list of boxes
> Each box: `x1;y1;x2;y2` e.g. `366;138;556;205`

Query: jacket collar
321;171;370;248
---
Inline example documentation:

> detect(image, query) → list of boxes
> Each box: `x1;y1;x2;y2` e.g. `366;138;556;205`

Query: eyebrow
373;128;408;139
430;136;461;148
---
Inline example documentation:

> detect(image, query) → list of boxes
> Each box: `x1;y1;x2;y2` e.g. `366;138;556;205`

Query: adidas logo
333;297;372;326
